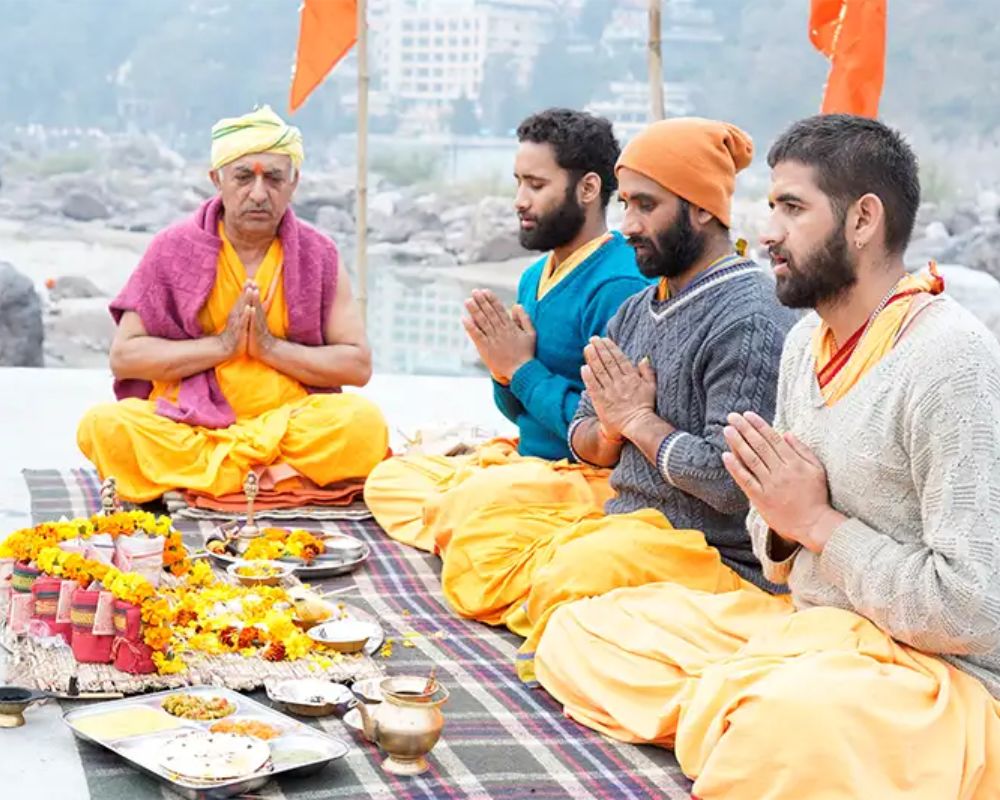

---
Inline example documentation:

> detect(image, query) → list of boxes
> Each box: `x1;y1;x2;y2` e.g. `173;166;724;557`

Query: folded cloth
114;536;166;588
183;482;364;512
181;464;365;512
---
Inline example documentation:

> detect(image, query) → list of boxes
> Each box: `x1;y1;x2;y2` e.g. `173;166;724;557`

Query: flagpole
648;0;665;120
356;0;370;324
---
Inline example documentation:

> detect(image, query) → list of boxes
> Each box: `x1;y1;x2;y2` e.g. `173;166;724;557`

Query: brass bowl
226;560;292;587
0;686;47;728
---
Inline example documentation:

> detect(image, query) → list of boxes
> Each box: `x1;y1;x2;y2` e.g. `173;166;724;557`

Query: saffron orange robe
536;583;1000;800
431;462;744;683
77;226;387;503
362;439;614;552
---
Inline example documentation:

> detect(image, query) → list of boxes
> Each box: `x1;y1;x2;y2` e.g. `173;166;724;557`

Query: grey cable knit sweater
570;259;798;588
751;296;1000;697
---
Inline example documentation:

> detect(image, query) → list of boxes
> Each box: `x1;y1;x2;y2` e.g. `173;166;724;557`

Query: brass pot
354;675;449;776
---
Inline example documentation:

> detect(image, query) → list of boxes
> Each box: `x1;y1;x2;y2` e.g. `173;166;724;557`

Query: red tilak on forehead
251;161;265;176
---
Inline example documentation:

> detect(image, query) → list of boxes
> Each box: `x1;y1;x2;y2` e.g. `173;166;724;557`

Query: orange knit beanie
615;117;754;228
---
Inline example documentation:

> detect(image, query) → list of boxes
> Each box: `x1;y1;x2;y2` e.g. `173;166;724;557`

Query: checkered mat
19;468;692;799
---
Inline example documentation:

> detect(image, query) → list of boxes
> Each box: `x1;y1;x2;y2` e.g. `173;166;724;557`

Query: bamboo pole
356;0;370;323
648;0;665;121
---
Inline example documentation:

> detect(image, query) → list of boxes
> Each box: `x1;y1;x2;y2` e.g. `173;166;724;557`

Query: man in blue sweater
365;108;648;551
436;119;796;683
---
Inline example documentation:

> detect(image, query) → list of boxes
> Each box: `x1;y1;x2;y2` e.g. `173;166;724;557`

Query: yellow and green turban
210;105;305;171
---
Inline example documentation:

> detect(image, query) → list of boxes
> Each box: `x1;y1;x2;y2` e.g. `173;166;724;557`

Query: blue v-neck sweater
493;232;650;460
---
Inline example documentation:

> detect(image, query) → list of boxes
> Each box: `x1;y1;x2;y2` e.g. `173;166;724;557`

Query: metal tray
205;528;370;579
64;685;350;800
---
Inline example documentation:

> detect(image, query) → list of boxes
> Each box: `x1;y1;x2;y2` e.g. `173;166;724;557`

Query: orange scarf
812;262;944;406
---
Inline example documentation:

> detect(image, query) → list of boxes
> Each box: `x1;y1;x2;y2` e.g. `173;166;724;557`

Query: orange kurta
78;225;387;502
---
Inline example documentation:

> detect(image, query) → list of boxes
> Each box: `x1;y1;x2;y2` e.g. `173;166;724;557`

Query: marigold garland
0;511;190;577
3;514;340;675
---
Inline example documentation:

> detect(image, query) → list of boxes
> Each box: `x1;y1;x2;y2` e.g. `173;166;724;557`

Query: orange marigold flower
175;609;198;628
218;626;240;649
262;641;286;662
143;625;173;651
300;544;320;563
238;627;261;649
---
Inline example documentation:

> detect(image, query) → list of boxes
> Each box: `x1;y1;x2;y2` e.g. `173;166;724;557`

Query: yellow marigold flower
188;632;225;655
185;559;216;589
152;652;187;675
144;626;173;651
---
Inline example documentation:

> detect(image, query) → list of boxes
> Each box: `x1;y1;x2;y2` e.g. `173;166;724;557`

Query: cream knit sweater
751;295;1000;697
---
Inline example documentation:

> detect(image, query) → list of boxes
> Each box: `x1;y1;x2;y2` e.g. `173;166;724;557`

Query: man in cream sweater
532;114;1000;799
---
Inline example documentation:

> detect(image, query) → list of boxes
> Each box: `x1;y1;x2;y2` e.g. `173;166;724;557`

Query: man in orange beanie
434;117;797;683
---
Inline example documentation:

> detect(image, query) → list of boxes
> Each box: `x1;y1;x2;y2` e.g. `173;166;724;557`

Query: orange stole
812;264;945;406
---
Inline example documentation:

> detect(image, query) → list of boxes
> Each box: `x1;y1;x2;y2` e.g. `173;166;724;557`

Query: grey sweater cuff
656;430;690;485
817;517;873;588
567;416;594;466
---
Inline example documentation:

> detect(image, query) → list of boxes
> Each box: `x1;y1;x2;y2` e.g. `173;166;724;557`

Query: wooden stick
423;666;437;695
648;0;665;120
356;0;370;325
318;585;358;599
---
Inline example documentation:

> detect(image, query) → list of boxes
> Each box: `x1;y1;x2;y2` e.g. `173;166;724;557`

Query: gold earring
855;240;864;249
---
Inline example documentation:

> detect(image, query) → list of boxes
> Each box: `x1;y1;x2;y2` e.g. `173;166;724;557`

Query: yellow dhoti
363;440;614;553
427;461;743;681
79;222;388;502
535;583;1000;799
78;392;387;503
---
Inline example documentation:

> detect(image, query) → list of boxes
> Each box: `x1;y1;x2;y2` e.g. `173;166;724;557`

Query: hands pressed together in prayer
722;411;845;553
219;280;277;359
462;289;536;383
582;337;657;442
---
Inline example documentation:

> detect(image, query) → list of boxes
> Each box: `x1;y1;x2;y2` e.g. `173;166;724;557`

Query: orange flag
290;0;358;113
809;0;887;118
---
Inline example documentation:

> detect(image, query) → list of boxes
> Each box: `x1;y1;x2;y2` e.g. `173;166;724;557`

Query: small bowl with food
161;693;236;721
316;535;366;564
226;559;293;587
265;678;356;718
307;619;375;654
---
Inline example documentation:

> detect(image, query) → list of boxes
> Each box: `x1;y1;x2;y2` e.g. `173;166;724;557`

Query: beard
518;185;586;252
772;227;858;309
627;203;708;279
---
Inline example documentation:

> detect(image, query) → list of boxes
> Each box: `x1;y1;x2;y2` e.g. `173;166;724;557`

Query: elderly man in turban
77;106;388;504
429;118;797;681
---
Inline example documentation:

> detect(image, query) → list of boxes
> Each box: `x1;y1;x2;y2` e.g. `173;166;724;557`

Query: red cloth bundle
111;600;155;674
70;588;114;663
11;561;41;594
31;576;72;644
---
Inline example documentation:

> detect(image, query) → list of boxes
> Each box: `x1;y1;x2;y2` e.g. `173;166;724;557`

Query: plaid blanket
19;469;693;799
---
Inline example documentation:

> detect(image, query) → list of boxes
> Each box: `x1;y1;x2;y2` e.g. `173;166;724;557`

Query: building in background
593;0;722;141
373;0;556;131
587;80;695;141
